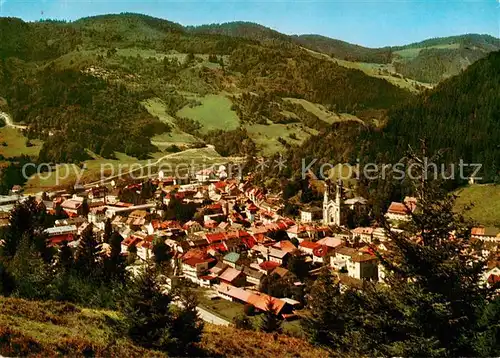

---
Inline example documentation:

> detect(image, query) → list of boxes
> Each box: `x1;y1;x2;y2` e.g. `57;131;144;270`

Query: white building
300;207;322;223
181;257;212;285
331;247;378;281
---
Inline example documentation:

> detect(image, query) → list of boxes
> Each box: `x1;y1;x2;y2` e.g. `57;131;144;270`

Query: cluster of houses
1;168;499;319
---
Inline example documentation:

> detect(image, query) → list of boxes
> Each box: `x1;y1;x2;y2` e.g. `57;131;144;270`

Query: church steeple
335;178;343;206
323;180;329;204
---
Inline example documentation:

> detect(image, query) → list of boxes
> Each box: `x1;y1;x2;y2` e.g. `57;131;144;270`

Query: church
323;179;344;226
323;179;367;227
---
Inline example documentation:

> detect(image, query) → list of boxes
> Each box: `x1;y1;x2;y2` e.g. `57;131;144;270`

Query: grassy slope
454;184;500;226
177;94;241;134
142;98;201;147
0;127;43;158
245;123;316;157
283;98;364;124
0;296;330;358
393;43;461;60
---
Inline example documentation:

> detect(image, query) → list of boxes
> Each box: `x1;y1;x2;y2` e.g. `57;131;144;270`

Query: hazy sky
0;0;498;47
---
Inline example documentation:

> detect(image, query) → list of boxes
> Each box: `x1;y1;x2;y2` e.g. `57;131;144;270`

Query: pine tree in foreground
259;297;283;334
169;287;204;356
74;224;101;279
302;267;343;348
122;263;173;351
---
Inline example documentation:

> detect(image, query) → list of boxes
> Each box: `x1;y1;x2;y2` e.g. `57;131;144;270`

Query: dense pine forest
368;51;500;183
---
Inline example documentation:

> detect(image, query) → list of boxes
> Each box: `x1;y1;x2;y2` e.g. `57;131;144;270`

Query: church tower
323;179;343;226
332;179;342;226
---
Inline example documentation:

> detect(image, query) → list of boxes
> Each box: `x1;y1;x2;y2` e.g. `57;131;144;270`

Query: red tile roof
259;261;281;271
351;252;377;262
247;203;258;211
47;234;75;246
61;199;82;210
273;240;297;253
487;274;500;285
214;181;227;190
208;242;228;253
182;249;208;261
316;236;343;248
387;202;410;215
205;232;226;243
247;294;287;314
300;240;321;250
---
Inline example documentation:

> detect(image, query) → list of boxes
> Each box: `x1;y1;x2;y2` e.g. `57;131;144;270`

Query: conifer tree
103;231;126;282
2;197;43;258
0;260;15;296
233;313;254;330
152;237;172;268
169;287;204;356
259;297;283;333
7;235;53;300
122;263;173;351
58;240;74;273
81;198;90;216
74;224;101;279
103;218;113;244
302;267;343;348
286;251;309;280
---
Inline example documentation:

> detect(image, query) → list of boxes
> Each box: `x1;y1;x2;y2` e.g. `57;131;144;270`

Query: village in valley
1;163;499;330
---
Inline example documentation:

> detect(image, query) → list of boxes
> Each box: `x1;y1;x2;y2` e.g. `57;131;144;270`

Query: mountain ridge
2;13;498;83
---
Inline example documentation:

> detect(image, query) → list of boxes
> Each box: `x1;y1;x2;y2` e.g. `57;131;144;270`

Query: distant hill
0;12;498;168
282;51;500;181
188;22;500;83
0;296;331;358
187;22;393;63
293;34;393;64
392;34;500;83
392;34;500;52
187;21;291;45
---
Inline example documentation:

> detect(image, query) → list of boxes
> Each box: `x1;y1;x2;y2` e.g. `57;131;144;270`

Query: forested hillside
189;22;500;82
257;51;500;217
187;21;292;46
392;34;500;51
0;13;498;186
293;35;393;63
369;50;500;182
0;13;412;164
392;34;500;83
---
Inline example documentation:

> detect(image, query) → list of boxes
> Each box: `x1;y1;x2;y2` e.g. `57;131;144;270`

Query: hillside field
177;94;241;133
0;127;43;158
454;184;500;226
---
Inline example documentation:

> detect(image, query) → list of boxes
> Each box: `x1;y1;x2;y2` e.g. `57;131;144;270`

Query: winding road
0;112;28;130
